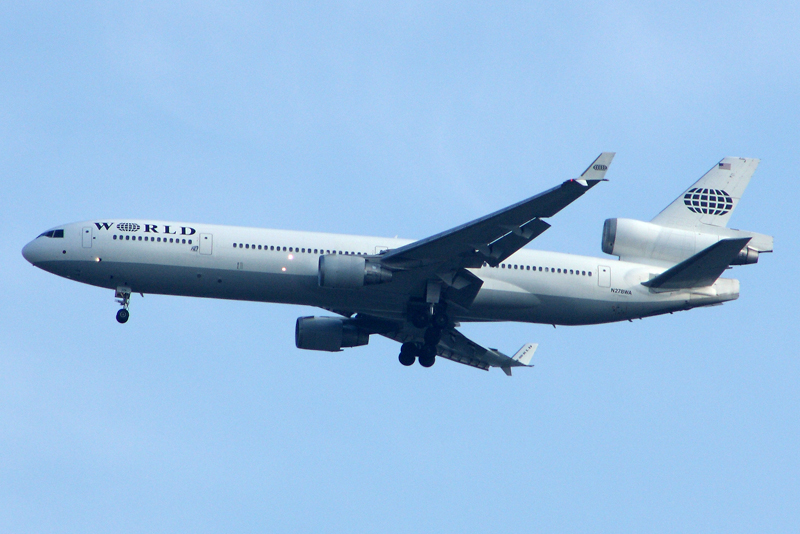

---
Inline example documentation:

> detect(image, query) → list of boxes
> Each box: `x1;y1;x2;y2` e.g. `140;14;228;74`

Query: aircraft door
598;265;611;288
199;233;213;255
82;227;92;248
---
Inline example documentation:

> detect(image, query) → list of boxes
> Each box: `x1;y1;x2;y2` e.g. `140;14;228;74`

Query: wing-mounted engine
295;316;370;352
317;254;393;289
601;218;771;266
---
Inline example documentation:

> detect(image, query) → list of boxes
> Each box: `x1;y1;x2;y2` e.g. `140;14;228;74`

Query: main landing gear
399;303;449;368
115;286;131;324
398;342;437;367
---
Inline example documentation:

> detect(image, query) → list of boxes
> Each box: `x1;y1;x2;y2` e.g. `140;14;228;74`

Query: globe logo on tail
683;188;733;215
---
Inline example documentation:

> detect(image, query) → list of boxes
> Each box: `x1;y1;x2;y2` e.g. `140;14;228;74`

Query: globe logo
116;222;141;232
683;188;733;215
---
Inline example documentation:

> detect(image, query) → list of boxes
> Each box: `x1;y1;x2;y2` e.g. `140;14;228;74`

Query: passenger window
188;240;192;244
113;235;117;240
182;239;186;244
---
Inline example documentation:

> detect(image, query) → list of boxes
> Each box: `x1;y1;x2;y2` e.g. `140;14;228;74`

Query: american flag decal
719;162;732;170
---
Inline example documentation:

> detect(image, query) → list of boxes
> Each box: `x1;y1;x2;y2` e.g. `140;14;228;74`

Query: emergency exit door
199;233;213;255
82;227;92;248
598;265;611;288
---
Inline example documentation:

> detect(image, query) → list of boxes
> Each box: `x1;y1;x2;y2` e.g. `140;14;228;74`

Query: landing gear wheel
116;308;129;324
399;342;417;366
399;352;416;366
418;344;436;367
432;312;448;329
410;311;430;329
115;286;132;324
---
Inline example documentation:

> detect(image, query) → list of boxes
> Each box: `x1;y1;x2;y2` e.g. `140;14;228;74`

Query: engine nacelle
318;254;392;289
602;218;760;265
295;316;370;352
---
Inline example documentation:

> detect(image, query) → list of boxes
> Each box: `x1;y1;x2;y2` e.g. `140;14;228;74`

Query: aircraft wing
379;152;615;270
377;321;538;376
436;328;537;376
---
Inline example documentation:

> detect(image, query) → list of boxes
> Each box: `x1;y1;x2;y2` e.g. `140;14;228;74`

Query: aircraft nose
22;239;43;265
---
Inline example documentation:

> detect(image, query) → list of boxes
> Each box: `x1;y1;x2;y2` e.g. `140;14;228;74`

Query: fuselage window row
231;243;366;256
496;262;591;277
112;235;192;245
225;243;593;277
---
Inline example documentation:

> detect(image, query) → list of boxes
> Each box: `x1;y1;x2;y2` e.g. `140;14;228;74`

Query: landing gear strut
401;301;448;368
115;286;131;324
408;302;449;330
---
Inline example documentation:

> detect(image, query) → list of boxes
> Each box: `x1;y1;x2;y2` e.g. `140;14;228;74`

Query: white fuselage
22;220;740;325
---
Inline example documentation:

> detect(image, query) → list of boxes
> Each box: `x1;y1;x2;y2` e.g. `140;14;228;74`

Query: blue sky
2;2;798;532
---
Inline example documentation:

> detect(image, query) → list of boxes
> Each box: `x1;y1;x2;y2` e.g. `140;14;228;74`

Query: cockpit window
38;229;64;238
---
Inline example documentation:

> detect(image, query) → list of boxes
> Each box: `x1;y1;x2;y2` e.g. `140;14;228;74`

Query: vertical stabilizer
651;157;759;229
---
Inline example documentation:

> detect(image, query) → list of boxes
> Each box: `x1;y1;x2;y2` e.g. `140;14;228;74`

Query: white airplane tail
651;157;759;229
602;157;773;269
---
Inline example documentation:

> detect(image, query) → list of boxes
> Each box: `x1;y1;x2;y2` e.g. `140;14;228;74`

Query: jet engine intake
295;316;370;352
318;254;392;289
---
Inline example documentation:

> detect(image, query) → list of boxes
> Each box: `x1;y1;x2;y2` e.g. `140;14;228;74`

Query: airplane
21;153;773;375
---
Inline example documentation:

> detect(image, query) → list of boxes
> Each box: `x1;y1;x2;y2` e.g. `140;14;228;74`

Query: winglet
579;152;616;183
512;343;538;366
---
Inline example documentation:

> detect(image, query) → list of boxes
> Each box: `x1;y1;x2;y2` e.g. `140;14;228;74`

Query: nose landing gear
115;286;131;324
116;308;129;323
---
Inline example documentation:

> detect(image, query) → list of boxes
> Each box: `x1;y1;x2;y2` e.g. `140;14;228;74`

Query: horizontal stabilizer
642;237;751;291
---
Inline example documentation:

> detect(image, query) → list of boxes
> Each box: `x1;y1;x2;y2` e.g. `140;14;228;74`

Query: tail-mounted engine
602;218;770;266
295;316;370;352
318;254;392;289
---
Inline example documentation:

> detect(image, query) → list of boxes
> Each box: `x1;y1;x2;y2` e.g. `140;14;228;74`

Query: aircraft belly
33;258;735;327
35;259;409;313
